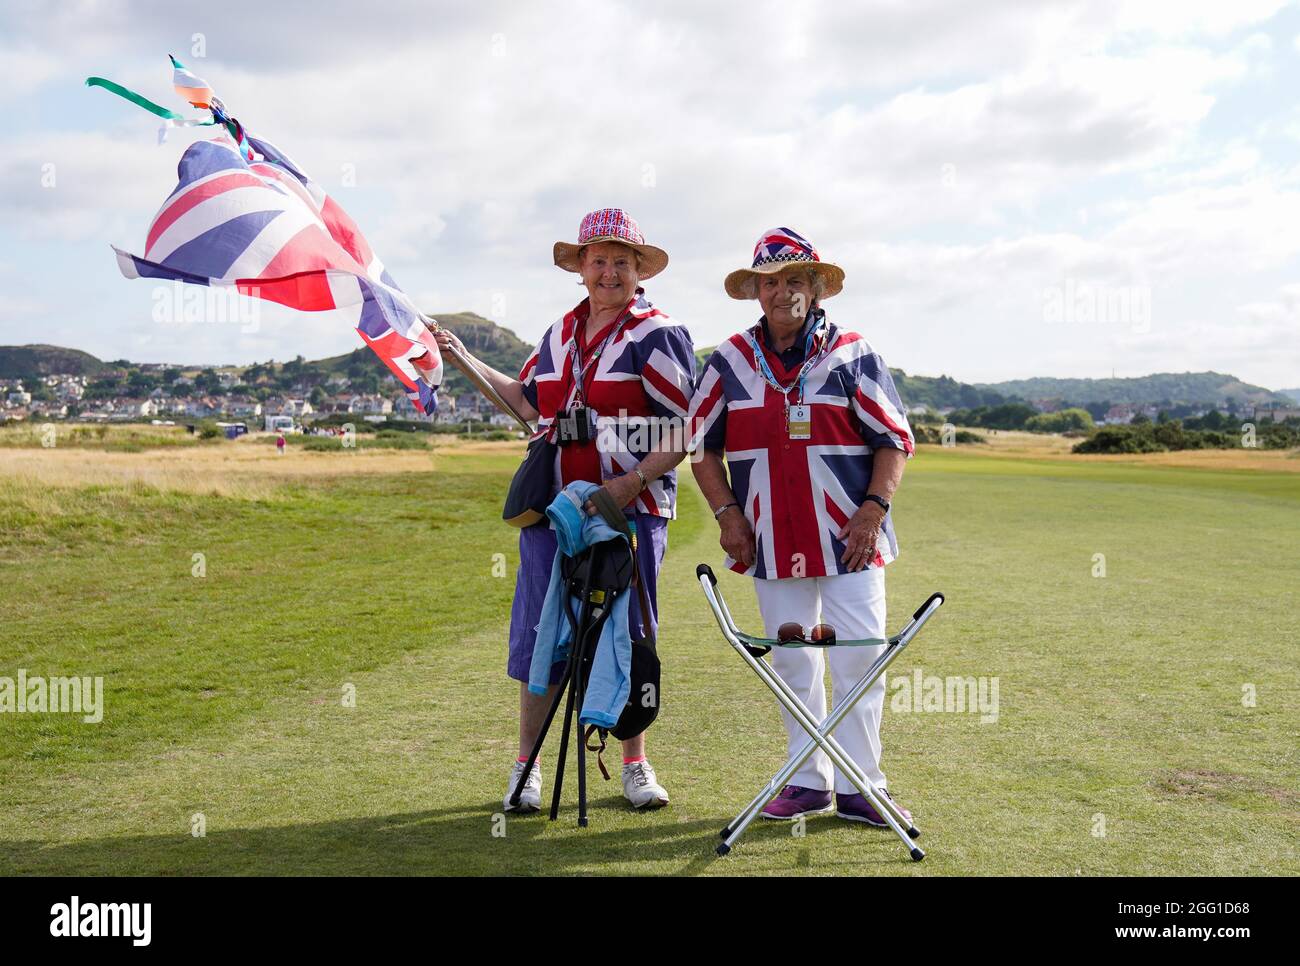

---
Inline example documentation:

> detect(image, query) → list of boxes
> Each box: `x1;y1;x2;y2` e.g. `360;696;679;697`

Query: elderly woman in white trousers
688;227;916;825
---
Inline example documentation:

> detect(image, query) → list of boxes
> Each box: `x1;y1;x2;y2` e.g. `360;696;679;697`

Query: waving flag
88;57;442;412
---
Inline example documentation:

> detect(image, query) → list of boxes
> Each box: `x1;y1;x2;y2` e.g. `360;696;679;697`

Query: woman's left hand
837;501;885;571
585;472;643;515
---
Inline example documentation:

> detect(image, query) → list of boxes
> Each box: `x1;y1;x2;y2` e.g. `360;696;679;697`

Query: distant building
392;395;431;421
1102;403;1160;425
57;376;86;401
225;397;263;418
455;393;484;416
1253;407;1300;423
263;396;312;417
351;394;392;415
317;393;354;415
104;398;158;418
185;397;219;418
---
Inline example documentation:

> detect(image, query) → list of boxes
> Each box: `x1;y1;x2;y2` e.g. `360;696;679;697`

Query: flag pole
425;321;535;435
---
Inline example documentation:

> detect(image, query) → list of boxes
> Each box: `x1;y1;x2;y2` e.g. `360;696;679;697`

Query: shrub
1024;408;1095;433
1072;426;1166;454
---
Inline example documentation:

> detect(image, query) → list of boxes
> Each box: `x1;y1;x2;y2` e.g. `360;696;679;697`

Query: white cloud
1;0;1297;389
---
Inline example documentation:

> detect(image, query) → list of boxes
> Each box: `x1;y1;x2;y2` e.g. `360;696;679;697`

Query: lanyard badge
787;404;811;439
745;315;828;441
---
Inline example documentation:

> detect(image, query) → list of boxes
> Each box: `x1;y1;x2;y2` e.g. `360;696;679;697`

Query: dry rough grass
940;427;1300;471
0;435;527;498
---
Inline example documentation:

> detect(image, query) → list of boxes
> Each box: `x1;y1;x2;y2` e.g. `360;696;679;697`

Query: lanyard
744;313;829;419
567;309;630;406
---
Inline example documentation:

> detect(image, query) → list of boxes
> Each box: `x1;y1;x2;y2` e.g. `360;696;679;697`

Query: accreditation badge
787;404;811;439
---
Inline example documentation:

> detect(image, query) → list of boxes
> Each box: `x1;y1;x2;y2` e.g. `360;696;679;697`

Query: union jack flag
105;60;442;412
687;315;914;578
519;289;696;518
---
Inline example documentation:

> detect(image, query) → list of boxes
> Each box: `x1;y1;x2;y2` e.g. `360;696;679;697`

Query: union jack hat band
724;226;844;300
553;208;669;280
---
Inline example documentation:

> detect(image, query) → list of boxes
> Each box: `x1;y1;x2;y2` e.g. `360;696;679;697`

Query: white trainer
622;758;670;809
504;759;542;813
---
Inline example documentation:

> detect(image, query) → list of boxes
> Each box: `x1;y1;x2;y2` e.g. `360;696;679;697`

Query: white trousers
753;568;888;794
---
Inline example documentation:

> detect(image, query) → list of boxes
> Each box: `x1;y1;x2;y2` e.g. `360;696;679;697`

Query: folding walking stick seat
695;564;945;861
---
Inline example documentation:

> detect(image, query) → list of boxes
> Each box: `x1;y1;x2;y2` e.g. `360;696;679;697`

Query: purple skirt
507;514;668;684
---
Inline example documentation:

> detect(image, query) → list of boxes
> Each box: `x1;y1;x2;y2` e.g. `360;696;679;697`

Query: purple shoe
835;789;913;827
760;785;833;820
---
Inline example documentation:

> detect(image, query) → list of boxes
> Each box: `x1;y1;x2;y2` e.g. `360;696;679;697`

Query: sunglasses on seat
777;622;836;645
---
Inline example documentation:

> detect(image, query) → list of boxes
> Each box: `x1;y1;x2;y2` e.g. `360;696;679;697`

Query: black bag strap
583;725;611;781
589;487;655;648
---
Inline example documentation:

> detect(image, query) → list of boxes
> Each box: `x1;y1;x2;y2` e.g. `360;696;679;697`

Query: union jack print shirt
519;288;696;519
687;311;915;578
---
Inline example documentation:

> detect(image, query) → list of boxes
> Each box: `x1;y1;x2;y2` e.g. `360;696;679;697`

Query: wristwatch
863;494;890;513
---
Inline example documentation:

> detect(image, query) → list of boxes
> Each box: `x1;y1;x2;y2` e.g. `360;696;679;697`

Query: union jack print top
519;289;697;518
687;310;915;579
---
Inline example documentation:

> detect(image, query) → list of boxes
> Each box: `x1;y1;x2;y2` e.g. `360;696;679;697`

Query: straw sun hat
553;208;669;281
724;227;844;300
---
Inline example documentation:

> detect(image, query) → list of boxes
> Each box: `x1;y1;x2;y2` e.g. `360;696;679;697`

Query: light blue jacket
528;482;632;730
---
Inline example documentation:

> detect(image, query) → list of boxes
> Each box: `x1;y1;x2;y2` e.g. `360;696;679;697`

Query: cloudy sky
3;0;1299;389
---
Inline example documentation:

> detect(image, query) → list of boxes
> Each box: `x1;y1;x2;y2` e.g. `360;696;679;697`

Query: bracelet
633;468;649;492
863;494;890;513
713;502;739;520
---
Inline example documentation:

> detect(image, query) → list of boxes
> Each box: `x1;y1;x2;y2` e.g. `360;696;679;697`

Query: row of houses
3;380;513;428
1097;403;1299;425
2;376;89;406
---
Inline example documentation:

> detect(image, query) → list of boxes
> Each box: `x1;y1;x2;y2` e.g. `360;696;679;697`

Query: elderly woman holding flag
433;209;696;814
687;228;916;828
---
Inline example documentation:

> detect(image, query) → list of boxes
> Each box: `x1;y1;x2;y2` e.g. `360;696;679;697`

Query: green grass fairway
1;442;1297;875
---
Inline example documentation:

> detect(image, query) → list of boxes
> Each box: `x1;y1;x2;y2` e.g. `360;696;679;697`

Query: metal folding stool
695;564;944;861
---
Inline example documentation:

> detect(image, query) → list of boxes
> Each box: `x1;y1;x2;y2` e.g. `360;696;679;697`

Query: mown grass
0;442;1296;875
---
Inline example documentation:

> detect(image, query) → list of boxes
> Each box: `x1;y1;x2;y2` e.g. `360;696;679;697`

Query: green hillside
299;312;532;398
975;371;1291;408
0;345;108;379
891;370;1010;410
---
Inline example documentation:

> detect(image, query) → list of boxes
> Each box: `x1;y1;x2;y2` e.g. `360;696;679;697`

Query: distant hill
3;336;1290;414
694;345;1008;410
0;345;108;379
974;372;1292;408
298;312;532;398
419;311;533;397
891;370;1010;410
